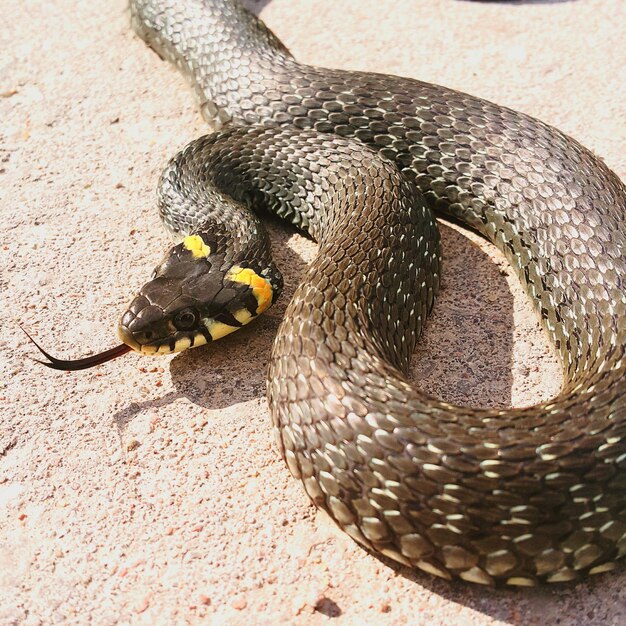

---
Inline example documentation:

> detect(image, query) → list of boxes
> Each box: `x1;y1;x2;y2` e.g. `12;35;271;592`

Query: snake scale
58;0;626;586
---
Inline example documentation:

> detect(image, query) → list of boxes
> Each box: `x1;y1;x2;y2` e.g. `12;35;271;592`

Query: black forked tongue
19;324;131;371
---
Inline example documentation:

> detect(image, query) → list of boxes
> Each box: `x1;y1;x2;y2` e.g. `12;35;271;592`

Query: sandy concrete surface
1;0;625;624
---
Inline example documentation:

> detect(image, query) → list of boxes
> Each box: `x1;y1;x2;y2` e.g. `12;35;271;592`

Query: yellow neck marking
203;318;239;340
183;235;211;258
233;308;253;325
227;266;273;314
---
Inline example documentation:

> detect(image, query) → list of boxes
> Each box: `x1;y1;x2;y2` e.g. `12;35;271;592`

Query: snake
27;0;625;586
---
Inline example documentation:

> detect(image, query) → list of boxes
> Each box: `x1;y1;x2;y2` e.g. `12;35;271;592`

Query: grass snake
32;0;625;586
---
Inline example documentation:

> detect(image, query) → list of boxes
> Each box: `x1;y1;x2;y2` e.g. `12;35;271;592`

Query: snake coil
127;0;626;585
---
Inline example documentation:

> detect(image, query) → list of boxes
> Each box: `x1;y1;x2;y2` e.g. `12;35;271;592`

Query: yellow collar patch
183;234;211;258
203;318;240;340
227;266;273;314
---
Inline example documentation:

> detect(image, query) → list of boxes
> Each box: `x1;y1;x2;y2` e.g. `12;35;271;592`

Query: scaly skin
129;0;626;585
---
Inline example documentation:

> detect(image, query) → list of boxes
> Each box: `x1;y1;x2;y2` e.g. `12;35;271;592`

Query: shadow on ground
112;219;516;417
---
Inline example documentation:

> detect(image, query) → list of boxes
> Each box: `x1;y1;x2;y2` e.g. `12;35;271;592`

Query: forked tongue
19;324;131;371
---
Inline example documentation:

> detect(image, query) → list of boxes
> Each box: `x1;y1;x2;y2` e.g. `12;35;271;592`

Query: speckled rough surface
0;0;624;624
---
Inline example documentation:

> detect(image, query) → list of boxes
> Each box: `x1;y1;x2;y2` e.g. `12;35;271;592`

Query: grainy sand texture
1;0;625;624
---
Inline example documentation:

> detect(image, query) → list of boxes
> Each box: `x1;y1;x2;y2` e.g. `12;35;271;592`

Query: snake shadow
161;218;518;414
114;214;572;626
157;217;626;624
456;0;577;5
158;217;611;624
102;158;598;623
106;216;622;622
248;1;580;12
240;0;274;14
368;546;625;624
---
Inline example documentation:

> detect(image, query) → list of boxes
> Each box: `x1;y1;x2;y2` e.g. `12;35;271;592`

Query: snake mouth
116;324;209;355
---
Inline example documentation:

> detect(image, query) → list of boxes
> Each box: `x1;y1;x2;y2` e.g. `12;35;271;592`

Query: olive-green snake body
125;0;626;585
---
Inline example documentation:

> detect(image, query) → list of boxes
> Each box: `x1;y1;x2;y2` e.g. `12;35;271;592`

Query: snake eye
173;308;198;330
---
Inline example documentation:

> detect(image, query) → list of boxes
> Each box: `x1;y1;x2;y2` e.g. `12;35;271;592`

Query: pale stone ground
1;0;624;624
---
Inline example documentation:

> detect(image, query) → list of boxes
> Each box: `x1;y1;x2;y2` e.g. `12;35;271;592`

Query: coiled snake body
126;0;626;585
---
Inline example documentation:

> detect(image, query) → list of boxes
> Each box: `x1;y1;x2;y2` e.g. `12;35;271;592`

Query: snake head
117;234;281;355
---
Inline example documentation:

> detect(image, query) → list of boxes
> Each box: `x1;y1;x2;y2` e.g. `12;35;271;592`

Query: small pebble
135;595;150;614
314;597;341;617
